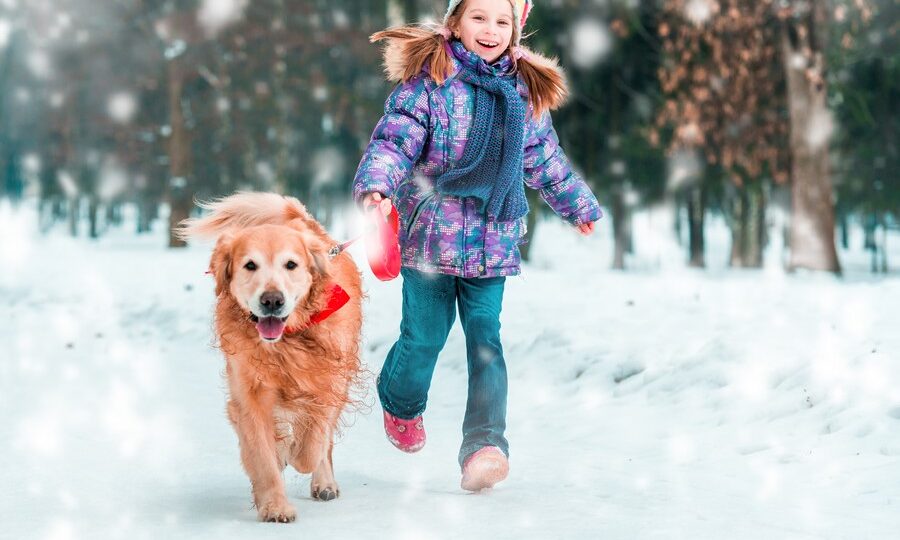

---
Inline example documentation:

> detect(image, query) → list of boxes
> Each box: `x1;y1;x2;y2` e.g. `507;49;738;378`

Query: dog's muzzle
252;290;290;341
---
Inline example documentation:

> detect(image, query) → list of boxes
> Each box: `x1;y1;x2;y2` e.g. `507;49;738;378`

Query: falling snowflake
312;147;345;187
108;92;137;124
570;18;612;69
685;0;716;25
0;18;10;48
98;159;129;201
198;0;248;36
806;109;834;150
667;149;703;191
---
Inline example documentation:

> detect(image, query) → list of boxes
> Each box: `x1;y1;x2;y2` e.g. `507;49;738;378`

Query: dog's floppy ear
303;233;330;277
210;233;234;296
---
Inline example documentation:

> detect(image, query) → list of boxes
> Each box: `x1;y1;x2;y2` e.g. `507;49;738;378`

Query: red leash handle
365;203;401;281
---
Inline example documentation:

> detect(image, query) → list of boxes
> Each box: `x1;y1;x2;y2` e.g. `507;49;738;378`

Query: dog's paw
311;485;340;502
257;498;297;523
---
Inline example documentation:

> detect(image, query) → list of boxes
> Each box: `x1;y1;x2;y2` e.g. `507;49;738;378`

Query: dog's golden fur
178;192;363;522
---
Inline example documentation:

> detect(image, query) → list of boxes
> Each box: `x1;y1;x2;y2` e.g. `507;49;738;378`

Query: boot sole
386;434;425;453
461;453;509;491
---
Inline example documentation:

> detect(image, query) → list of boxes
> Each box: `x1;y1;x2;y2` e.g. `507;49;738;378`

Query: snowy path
2;213;899;539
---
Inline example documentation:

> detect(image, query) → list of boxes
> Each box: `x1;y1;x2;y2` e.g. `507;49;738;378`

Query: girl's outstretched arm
352;76;432;205
523;112;602;228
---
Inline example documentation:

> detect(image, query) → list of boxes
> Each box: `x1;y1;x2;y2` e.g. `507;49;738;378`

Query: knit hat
443;0;533;44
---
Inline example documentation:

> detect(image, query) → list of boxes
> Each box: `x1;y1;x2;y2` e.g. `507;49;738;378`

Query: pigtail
513;46;569;119
370;25;456;85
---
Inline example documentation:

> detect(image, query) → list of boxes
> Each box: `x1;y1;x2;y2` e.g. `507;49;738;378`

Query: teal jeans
377;267;509;467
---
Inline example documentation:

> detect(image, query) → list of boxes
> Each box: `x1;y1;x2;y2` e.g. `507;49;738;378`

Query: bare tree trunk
273;0;289;194
687;185;705;268
729;184;765;268
838;212;849;249
782;4;841;273
88;196;99;239
611;190;630;270
137;196;155;234
746;184;765;267
68;195;79;237
865;213;878;273
167;57;193;248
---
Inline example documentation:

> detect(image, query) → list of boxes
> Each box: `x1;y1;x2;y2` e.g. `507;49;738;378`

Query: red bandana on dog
285;283;350;335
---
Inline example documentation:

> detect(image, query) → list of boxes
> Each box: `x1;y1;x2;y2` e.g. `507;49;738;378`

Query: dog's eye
285;261;298;270
244;261;257;271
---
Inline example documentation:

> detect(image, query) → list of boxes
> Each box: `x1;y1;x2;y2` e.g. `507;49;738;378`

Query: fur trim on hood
371;26;568;115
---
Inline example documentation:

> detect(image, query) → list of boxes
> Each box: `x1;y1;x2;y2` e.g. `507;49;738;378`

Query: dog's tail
176;191;327;241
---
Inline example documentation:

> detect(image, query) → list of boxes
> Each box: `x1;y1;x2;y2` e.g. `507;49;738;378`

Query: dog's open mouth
249;314;289;341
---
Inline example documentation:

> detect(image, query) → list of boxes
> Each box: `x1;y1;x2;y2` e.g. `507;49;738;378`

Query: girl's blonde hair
370;0;567;118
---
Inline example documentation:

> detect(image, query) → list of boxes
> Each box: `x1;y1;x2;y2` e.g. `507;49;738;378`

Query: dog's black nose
260;290;285;314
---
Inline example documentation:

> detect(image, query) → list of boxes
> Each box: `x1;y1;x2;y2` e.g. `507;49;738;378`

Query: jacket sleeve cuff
353;180;394;208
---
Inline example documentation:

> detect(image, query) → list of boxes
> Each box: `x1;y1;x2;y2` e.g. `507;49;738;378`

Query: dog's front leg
310;440;339;501
292;415;340;501
231;397;297;522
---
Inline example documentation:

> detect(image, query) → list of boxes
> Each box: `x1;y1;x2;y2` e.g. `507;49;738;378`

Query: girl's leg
455;275;508;467
377;267;457;419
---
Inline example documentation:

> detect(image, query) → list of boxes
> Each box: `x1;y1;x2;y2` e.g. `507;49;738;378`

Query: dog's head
210;224;329;342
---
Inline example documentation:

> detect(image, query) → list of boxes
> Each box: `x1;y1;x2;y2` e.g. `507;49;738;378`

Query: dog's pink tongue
256;316;286;340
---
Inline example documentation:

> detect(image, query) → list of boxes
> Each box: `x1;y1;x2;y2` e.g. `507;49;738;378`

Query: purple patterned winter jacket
353;45;602;278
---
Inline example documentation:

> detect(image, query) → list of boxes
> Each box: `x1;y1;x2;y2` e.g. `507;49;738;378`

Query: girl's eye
285;261;298;270
244;261;257;271
499;20;509;26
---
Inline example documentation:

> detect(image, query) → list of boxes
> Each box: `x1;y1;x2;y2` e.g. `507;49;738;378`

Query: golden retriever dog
178;192;362;523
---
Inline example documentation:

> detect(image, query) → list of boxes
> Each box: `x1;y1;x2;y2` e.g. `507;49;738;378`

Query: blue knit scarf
434;41;528;222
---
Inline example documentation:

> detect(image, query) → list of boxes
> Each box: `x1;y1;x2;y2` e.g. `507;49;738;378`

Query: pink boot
382;410;426;453
460;446;509;491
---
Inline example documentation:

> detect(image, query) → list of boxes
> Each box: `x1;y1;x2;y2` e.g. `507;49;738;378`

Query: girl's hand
577;221;596;236
363;192;393;218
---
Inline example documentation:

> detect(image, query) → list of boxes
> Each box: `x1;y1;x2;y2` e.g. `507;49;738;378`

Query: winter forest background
2;1;900;539
0;0;896;272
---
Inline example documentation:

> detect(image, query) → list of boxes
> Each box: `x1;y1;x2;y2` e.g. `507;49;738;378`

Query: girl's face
453;0;515;64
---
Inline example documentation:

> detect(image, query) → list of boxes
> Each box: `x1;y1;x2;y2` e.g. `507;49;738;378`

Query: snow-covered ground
1;201;899;539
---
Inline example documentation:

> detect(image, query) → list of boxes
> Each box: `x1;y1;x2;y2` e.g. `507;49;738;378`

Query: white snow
1;201;899;539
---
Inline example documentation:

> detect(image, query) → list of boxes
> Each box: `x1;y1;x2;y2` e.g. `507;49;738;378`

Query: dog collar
284;283;350;335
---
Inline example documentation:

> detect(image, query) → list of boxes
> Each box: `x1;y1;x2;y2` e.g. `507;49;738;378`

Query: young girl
353;0;602;491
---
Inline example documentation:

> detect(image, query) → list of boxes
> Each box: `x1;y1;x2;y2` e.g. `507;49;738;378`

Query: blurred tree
0;25;24;202
779;0;841;273
831;0;898;272
657;0;791;269
528;0;666;268
3;0;891;275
